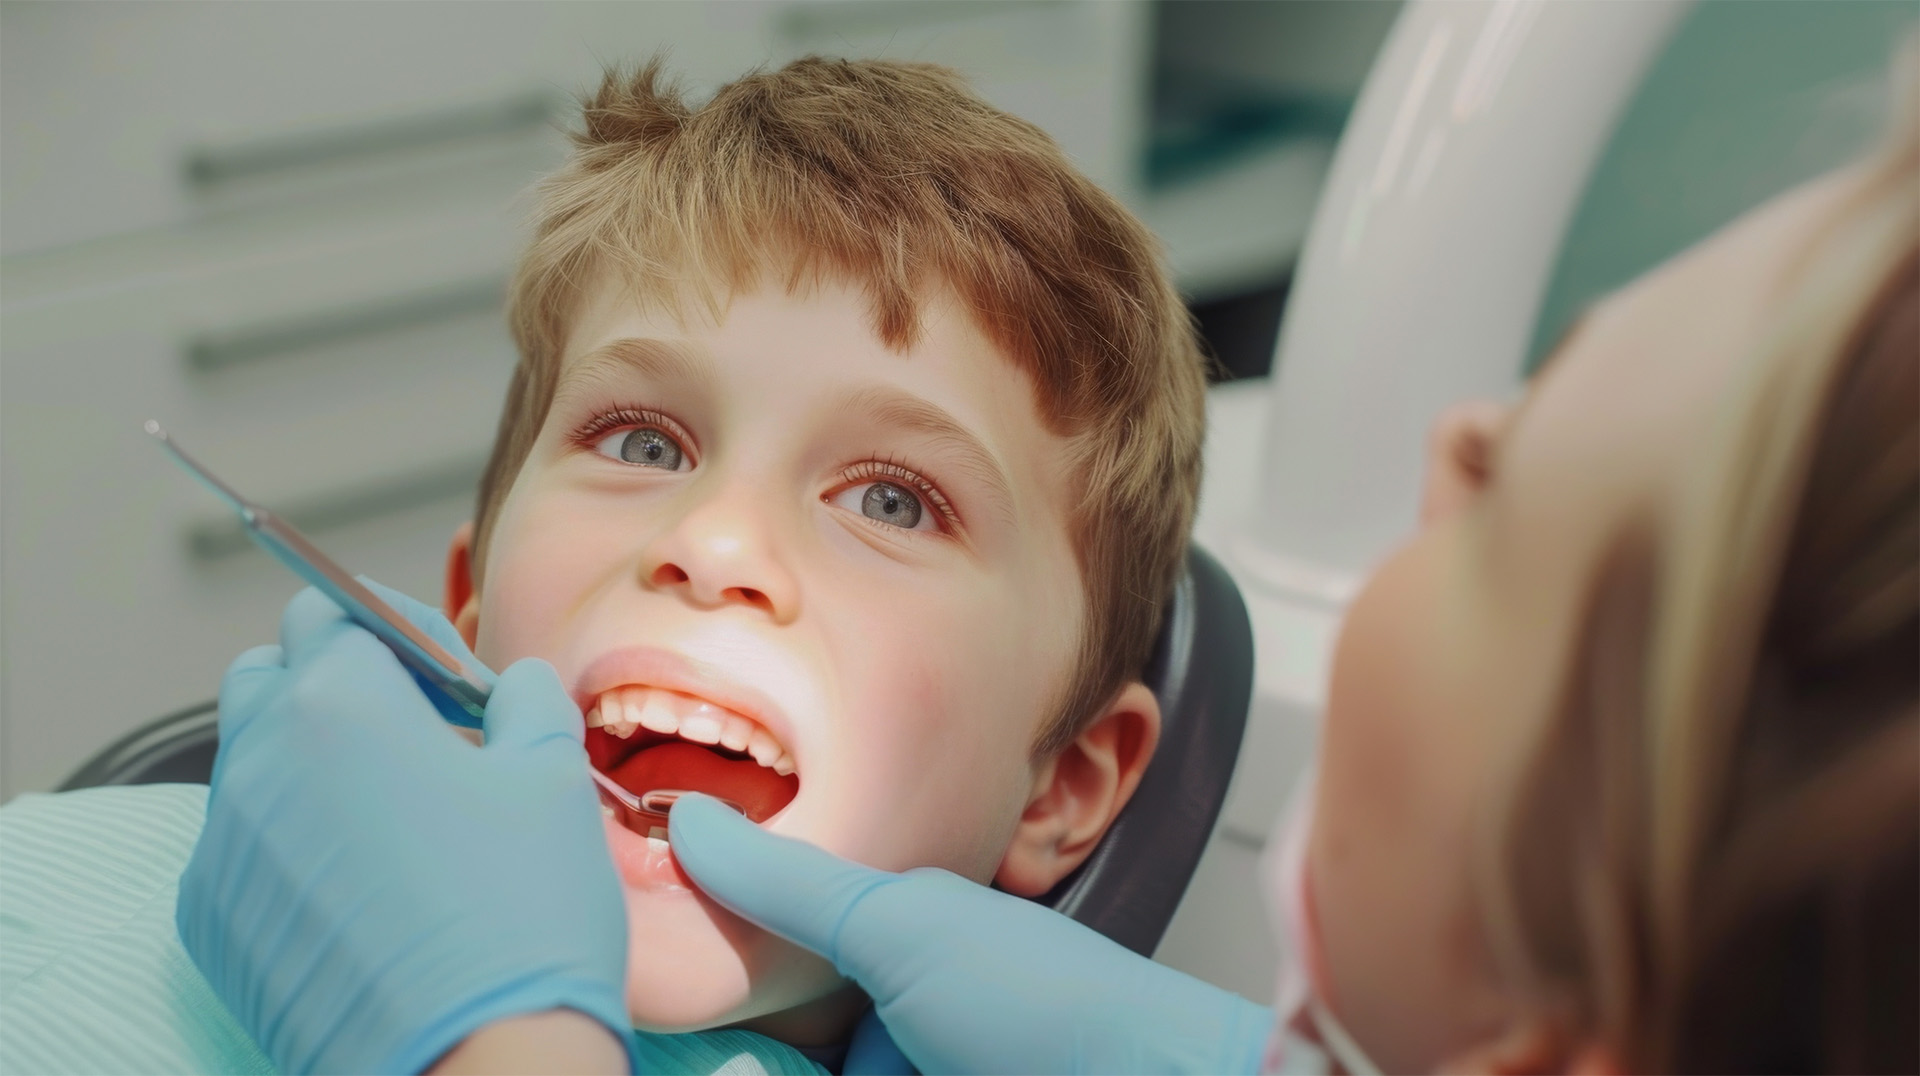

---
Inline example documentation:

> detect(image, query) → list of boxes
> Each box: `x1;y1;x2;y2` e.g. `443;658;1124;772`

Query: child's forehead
558;266;1044;410
553;268;1070;485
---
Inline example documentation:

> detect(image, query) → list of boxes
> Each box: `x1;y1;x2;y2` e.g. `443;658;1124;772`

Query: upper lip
572;645;799;759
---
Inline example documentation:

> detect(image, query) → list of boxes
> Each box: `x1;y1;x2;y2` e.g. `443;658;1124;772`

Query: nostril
724;586;772;613
651;563;690;587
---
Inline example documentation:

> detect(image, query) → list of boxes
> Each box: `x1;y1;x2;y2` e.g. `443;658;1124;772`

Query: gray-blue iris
862;481;921;528
620;429;682;469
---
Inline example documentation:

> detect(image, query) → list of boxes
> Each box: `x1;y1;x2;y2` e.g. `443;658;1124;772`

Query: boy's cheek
471;575;566;671
807;656;1034;879
472;528;607;666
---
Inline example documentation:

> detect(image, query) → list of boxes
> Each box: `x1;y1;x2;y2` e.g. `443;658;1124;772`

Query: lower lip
601;813;698;893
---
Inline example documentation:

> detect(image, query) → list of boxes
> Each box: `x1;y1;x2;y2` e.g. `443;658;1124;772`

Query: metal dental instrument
146;420;724;822
637;789;743;816
148;420;493;722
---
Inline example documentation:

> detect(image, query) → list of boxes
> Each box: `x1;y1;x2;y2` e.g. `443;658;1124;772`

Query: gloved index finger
278;585;358;665
352;576;497;728
355;575;486;678
668;793;899;968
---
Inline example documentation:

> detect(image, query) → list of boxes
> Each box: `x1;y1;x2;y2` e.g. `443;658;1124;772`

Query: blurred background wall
2;0;1910;1002
1529;0;1916;366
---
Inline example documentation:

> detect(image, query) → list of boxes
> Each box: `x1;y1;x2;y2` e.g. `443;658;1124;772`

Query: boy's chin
621;890;851;1040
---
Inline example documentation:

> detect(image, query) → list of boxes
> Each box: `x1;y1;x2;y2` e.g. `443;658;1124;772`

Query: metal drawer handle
187;454;486;561
184;275;505;373
184;92;556;188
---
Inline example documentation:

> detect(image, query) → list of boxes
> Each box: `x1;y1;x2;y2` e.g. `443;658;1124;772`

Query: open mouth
584;685;801;833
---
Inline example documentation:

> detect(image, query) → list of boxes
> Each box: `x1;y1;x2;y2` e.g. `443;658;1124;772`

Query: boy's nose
638;494;799;623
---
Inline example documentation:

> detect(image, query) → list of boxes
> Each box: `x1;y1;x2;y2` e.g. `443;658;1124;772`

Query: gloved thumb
482;658;584;752
669;792;902;969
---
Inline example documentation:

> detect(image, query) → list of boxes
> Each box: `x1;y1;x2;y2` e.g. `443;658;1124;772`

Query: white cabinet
2;200;521;794
1155;829;1283;1005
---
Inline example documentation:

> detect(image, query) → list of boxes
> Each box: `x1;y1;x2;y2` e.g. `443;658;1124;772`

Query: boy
0;56;1207;1072
445;56;1205;1046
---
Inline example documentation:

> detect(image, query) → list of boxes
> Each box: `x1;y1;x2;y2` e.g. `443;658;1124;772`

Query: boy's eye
831;480;932;531
594;427;688;471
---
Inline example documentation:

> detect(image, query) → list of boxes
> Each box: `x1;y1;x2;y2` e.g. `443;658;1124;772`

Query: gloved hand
177;584;633;1075
668;794;1272;1075
360;579;497;731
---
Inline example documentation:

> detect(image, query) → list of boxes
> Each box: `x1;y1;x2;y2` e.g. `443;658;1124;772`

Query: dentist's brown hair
1481;48;1918;1073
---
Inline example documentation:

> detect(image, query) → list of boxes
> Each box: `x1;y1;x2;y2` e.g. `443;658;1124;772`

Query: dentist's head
1300;51;1918;1075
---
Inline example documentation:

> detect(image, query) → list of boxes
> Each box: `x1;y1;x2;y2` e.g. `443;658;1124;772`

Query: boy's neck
734;983;869;1050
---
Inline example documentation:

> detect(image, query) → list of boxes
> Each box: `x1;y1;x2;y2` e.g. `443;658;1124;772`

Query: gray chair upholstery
1036;543;1255;955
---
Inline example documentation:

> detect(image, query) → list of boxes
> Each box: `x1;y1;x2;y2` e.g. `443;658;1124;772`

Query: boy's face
462;274;1089;1035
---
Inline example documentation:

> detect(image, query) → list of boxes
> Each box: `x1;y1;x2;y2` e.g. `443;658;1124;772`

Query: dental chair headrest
1038;544;1255;956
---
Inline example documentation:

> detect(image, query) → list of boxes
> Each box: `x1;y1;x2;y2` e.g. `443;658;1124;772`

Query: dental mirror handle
249;509;494;729
147;420;492;728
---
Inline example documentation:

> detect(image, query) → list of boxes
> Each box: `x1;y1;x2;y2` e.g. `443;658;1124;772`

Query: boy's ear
994;681;1160;897
443;521;481;651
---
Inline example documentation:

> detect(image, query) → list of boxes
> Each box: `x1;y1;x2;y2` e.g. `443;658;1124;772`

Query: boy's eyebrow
557;337;711;396
842;386;1017;523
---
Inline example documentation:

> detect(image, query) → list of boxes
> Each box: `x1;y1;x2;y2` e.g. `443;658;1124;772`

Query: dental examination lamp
1221;0;1688;777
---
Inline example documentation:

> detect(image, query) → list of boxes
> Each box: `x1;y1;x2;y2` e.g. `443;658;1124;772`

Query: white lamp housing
1233;0;1691;609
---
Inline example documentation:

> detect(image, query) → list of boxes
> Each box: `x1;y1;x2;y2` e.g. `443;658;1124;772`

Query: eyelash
836;457;961;536
569;407;960;535
570;406;697;464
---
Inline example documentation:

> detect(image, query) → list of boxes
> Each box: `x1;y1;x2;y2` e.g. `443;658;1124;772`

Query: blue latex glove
668;794;1272;1075
366;580;501;730
177;584;633;1075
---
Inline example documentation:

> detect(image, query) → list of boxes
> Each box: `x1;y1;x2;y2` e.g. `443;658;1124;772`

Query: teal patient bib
0;785;827;1076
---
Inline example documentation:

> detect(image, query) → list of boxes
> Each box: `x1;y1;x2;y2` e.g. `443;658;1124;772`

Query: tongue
609;742;798;824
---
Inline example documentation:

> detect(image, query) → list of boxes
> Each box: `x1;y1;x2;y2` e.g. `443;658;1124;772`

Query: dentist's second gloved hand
668;794;1272;1075
177;585;633;1075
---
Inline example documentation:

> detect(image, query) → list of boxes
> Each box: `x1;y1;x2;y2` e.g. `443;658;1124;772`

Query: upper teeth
588;685;795;776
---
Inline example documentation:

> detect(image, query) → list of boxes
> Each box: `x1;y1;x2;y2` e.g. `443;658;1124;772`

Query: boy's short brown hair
475;58;1206;754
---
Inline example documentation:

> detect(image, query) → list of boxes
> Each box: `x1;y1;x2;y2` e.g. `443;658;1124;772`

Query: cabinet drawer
0;466;476;797
1;2;781;255
2;216;521;795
